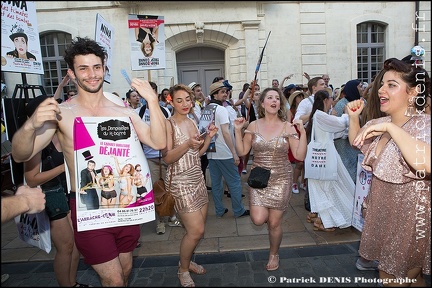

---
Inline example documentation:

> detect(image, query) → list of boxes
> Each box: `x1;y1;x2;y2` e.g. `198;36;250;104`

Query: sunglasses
136;169;141;172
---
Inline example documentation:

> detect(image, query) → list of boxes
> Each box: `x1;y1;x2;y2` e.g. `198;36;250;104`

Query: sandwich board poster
73;116;155;232
351;153;372;232
95;13;114;84
128;14;165;70
1;1;43;74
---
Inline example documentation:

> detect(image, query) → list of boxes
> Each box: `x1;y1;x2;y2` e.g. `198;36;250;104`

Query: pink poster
73;116;155;232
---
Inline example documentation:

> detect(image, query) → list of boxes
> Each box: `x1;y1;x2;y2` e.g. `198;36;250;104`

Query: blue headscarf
343;79;361;102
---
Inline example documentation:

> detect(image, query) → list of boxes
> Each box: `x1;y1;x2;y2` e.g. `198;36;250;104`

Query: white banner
1;1;43;74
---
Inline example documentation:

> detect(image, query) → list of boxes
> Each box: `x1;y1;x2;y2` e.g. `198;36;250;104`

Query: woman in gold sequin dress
162;84;218;287
348;58;431;286
234;87;307;271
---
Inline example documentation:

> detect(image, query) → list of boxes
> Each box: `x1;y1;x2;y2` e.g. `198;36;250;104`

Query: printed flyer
74;116;155;232
1;1;43;74
128;14;165;70
351;153;372;232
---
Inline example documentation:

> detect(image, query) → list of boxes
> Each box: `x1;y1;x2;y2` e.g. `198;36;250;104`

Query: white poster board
128;14;165;70
73;116;155;232
351;153;372;232
1;1;43;74
95;13;114;83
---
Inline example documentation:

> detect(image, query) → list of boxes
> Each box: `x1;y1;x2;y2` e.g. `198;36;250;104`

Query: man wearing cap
204;82;249;218
188;82;205;122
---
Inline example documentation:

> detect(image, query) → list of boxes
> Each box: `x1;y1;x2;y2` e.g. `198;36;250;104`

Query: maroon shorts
70;196;140;265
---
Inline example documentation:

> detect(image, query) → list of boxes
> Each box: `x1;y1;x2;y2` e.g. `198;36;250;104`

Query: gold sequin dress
165;118;209;213
358;116;431;278
246;122;297;210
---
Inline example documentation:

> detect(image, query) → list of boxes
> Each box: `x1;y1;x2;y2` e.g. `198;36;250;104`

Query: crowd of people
1;36;430;287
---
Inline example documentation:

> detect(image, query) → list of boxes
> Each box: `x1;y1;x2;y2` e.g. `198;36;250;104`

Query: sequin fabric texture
359;116;431;278
246;125;297;210
165;118;209;213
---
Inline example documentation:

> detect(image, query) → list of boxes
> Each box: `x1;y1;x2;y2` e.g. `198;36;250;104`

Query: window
39;32;73;100
357;22;386;83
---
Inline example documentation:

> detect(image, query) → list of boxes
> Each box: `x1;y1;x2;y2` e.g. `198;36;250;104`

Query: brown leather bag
152;119;175;217
153;178;175;217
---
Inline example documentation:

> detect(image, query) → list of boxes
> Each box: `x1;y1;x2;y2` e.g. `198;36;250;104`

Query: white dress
307;110;355;229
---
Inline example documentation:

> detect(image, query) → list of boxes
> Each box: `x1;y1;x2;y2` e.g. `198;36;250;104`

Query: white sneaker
300;182;307;190
292;183;299;194
156;220;166;235
1;274;9;284
355;258;379;271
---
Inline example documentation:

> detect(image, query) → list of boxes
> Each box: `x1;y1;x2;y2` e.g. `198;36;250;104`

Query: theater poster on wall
1;1;44;74
73;116;155;232
95;13;114;84
128;14;165;70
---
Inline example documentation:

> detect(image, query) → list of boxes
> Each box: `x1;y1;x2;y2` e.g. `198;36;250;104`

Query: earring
405;97;415;117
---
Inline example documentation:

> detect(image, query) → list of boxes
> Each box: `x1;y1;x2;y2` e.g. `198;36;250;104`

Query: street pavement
1;169;430;287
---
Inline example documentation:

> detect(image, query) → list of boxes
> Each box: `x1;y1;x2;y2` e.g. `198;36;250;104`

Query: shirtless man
11;37;166;286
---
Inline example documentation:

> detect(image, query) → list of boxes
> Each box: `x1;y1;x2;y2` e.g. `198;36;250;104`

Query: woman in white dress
305;90;355;231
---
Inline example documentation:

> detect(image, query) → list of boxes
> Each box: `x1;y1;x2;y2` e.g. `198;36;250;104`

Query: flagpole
247;31;271;121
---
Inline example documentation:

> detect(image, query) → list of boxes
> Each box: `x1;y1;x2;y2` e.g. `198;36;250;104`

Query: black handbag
246;122;287;189
247;166;271;188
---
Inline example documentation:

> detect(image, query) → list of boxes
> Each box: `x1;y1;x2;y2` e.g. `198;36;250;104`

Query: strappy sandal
313;222;336;232
178;261;206;275
266;254;279;271
178;270;195;287
306;212;318;223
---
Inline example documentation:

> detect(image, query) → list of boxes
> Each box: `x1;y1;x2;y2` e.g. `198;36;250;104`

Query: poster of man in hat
1;1;43;74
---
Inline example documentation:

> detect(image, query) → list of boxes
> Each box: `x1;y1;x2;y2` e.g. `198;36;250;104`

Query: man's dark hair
212;76;224;83
126;89;135;99
149;81;158;93
64;37;106;71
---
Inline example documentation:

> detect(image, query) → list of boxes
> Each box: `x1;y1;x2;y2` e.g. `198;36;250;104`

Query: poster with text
74;116;155;232
128;14;165;70
1;1;43;74
351;153;372;232
95;13;114;83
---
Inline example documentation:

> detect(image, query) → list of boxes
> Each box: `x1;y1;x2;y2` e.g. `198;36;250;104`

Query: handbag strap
166;119;175;193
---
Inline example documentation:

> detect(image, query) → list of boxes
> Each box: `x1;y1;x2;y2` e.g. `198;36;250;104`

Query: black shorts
136;186;147;196
101;190;117;200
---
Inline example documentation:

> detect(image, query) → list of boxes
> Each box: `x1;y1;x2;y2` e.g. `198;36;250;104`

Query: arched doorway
176;47;224;95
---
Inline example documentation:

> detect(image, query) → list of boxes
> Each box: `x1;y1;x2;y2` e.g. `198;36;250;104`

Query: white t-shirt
294;94;315;126
135;106;171;159
206;104;233;160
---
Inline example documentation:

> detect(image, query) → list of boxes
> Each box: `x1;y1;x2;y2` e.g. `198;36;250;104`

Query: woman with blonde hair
234;87;307;271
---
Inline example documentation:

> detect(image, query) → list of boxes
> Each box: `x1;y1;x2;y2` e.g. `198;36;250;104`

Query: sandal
313;222;336;232
178;270;195;287
306;212;318;223
266;254;279;271
178;261;206;275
